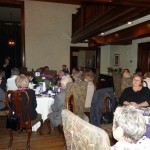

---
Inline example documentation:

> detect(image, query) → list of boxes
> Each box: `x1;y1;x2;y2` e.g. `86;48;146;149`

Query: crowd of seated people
1;63;150;149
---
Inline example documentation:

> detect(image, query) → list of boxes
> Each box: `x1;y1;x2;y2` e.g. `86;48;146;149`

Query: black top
2;64;12;79
11;89;38;122
119;87;150;106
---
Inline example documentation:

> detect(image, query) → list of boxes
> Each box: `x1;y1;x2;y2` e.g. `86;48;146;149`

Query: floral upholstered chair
65;82;88;118
121;77;132;92
112;72;122;100
62;109;110;150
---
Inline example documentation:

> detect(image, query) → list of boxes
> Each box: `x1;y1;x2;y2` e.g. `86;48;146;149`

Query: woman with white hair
111;106;146;150
49;75;72;131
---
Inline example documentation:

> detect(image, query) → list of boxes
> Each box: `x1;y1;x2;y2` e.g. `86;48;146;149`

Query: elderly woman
49;76;72;130
14;74;38;122
119;74;150;107
111;106;146;150
84;71;95;108
121;68;131;78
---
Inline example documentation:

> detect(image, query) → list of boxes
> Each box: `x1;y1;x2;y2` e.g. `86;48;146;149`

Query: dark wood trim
138;42;150;72
33;0;81;5
71;6;150;43
70;46;100;73
21;3;25;67
91;20;150;45
0;0;25;67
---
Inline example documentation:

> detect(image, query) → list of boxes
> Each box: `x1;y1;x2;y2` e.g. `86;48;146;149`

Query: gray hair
11;68;20;75
72;71;82;80
113;106;146;143
60;76;72;88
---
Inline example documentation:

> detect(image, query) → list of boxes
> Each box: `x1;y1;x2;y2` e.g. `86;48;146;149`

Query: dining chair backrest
112;72;121;99
5;90;43;149
65;82;88;118
121;77;132;92
62;109;110;150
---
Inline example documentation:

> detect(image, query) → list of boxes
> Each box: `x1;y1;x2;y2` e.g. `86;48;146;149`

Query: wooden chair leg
26;129;32;150
38;119;43;135
46;119;51;134
8;129;13;148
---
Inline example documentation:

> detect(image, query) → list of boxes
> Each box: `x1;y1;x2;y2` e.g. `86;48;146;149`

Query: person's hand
130;102;139;107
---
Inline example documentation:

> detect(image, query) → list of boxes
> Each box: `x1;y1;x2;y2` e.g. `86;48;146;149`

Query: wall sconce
8;39;15;46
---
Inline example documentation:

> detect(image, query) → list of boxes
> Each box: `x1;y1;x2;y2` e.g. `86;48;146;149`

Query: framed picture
114;54;120;66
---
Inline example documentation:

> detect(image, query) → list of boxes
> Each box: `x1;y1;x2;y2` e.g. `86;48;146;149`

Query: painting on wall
114;54;120;66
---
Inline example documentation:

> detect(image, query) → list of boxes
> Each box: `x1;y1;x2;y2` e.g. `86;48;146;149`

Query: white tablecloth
32;96;54;131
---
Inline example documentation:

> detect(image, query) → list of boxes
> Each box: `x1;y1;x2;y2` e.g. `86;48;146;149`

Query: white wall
100;45;111;74
100;37;150;74
24;1;78;71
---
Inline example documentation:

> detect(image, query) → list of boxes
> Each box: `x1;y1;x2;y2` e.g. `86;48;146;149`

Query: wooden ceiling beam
33;0;81;5
71;6;150;43
82;0;150;8
91;20;150;45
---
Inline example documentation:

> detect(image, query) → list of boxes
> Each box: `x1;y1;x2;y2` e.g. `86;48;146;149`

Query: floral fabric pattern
62;109;110;150
65;82;88;118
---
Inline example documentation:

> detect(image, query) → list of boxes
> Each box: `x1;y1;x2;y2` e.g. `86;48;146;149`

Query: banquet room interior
0;0;150;149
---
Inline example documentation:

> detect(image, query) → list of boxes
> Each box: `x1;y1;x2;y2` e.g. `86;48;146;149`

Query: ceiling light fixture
127;21;132;25
101;32;105;35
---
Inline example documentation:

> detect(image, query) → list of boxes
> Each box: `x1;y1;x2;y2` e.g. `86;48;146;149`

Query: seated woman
49;76;72;131
14;74;38;122
0;73;6;111
72;71;82;83
111;106;146;150
121;69;131;78
143;72;150;89
84;71;95;108
119;74;150;107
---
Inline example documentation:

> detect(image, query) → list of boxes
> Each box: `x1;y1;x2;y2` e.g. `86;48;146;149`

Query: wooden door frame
70;46;100;73
138;42;150;73
0;1;25;67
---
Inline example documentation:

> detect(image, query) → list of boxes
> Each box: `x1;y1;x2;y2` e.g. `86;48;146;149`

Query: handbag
6;112;20;131
101;97;113;124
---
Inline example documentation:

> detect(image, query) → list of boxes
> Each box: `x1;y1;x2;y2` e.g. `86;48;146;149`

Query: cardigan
119;87;150;106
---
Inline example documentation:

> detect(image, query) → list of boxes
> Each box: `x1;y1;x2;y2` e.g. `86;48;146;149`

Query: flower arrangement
36;73;56;90
107;67;122;73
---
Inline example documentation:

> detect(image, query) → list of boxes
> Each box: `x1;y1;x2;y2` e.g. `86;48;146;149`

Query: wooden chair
100;96;116;145
5;90;43;150
62;109;110;150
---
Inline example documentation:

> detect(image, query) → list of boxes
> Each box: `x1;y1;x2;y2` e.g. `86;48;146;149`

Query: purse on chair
6;112;20;131
101;97;113;124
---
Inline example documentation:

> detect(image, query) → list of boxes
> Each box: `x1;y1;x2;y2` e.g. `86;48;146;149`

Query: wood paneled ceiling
35;0;150;7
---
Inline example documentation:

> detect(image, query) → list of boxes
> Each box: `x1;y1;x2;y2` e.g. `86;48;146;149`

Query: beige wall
24;1;78;71
24;1;150;74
